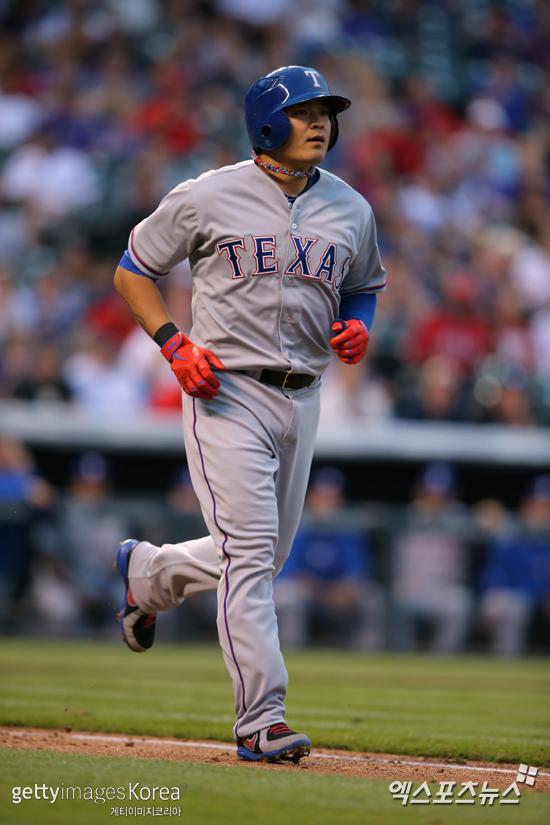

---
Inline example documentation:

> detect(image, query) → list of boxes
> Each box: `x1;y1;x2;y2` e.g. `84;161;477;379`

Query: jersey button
291;223;297;229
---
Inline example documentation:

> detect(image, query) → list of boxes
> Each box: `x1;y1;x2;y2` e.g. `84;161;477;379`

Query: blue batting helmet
245;65;351;152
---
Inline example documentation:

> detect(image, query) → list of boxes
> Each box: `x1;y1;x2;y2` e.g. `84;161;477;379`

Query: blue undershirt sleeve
339;292;377;331
118;250;158;280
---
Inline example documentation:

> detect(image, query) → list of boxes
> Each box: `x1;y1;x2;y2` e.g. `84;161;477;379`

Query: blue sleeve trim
118;250;158;281
339;293;377;331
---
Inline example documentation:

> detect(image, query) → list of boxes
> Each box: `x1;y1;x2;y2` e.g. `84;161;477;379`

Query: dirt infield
1;726;549;793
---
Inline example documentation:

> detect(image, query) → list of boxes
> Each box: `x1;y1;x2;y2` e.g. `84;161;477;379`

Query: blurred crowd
1;436;549;654
0;0;549;425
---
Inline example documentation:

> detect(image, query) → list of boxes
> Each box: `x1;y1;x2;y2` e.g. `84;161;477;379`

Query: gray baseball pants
128;371;320;738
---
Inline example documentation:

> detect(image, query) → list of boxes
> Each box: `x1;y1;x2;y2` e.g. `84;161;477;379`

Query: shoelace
268;723;293;735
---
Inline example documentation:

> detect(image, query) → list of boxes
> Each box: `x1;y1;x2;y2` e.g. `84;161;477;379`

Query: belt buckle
281;370;293;389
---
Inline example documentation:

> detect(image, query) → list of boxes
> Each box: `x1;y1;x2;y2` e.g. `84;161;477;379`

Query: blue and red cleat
115;539;157;653
237;723;311;763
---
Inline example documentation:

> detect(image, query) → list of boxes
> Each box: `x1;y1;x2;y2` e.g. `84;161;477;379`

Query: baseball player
113;65;386;763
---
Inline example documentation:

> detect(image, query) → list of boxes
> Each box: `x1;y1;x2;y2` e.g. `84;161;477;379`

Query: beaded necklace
251;149;313;179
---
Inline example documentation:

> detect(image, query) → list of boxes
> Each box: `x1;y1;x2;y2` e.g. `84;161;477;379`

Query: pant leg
349;581;388;651
390;598;419;650
128;536;220;612
429;585;473;653
398;587;473;653
184;373;320;738
274;578;313;648
182;373;294;738
479;589;533;655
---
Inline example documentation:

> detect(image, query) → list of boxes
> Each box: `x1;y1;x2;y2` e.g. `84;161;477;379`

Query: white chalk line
3;728;549;778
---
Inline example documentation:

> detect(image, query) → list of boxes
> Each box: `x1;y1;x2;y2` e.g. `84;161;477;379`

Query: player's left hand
329;319;369;364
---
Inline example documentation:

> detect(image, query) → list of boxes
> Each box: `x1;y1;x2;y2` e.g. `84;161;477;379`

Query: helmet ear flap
254;109;291;152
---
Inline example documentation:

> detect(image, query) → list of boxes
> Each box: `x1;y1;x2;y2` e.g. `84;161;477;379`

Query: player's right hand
160;331;225;400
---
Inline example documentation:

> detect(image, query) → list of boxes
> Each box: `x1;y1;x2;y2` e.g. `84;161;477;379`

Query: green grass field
2;748;549;825
0;639;549;824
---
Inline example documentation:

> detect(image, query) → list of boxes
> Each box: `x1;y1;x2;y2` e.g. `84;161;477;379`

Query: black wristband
153;322;179;347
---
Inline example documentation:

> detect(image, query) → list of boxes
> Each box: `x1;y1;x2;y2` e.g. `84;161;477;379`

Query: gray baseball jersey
123;158;386;740
127;160;386;374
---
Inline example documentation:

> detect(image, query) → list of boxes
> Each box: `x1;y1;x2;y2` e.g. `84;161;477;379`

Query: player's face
276;100;331;168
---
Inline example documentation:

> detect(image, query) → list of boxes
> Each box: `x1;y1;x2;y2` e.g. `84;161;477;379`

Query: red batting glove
161;331;225;400
329;319;369;364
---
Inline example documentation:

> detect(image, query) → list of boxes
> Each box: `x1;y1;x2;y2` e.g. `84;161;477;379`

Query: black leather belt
245;370;317;390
